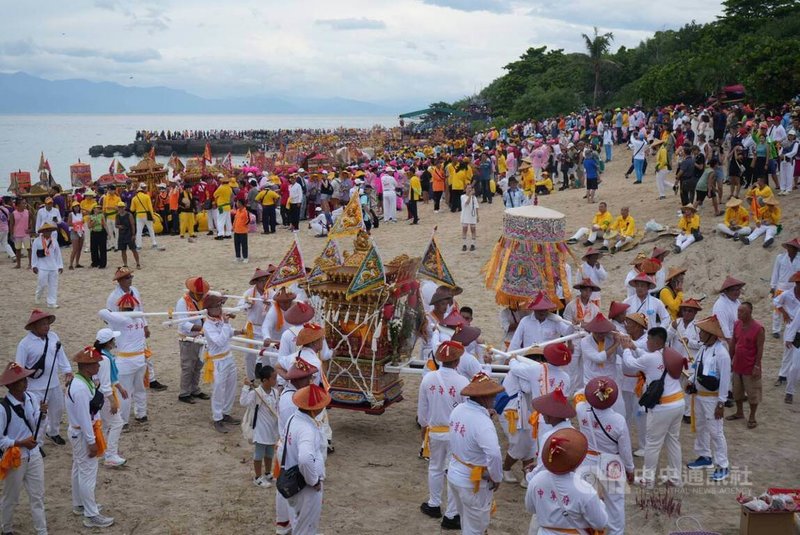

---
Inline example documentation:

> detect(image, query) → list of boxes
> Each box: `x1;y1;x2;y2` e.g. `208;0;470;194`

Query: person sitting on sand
742;197;781;248
602;206;635;253
674;204;701;254
567;201;612;246
716;198;751;241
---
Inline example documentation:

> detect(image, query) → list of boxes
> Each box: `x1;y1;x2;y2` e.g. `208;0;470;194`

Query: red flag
266;238;306;290
203;143;212;163
148;145;156;159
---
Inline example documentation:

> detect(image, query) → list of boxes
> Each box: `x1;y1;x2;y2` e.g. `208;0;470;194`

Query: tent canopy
399;107;469;119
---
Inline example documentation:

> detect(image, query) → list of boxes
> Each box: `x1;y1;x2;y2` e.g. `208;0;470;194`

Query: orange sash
0;447;21;479
93;419;107;457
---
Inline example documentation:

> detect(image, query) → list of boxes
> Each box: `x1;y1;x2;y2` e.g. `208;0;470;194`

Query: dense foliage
461;0;800;124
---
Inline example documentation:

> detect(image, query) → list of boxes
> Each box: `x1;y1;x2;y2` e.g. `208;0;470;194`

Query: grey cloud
421;0;511;13
51;46;160;63
315;17;386;30
0;39;38;56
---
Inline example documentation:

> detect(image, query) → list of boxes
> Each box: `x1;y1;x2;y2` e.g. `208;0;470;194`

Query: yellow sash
504;409;518;435
573;392;587;406
202;351;228;384
453;454;487;494
660;391;684;404
116;350;145;358
93;419;107;457
421;425;450;458
529;411;540;439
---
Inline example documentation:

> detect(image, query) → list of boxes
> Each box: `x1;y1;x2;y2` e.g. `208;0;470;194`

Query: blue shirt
584;157;599;179
478;161;492;182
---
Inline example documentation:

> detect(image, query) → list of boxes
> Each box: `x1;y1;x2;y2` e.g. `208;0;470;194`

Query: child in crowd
239;365;279;488
232;198;250;263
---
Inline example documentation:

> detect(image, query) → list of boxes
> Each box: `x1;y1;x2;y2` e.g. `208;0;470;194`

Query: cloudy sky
0;0;723;105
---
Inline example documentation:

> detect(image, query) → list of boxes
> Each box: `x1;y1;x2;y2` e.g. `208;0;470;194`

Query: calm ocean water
0;114;398;191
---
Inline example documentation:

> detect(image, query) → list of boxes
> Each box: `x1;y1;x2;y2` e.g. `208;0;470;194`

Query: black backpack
638;369;667;411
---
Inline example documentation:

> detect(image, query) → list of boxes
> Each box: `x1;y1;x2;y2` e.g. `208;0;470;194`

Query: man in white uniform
712;276;744;352
508;292;573;352
624;273;670;329
263;288;297;346
174;276;211;404
380;167;398;222
772;239;800;384
30;224;63;309
563;278;600;391
668;298;703;421
239;267;273;380
575;249;607;305
579;314;623;415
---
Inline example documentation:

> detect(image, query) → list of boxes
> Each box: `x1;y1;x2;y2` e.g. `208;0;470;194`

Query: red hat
718;276;745;293
436;340;465;363
542;428;588;475
249;268;271;285
295;323;325;346
628;272;656;289
116;292;140;309
24;309;55;330
203;291;227;309
585;376;618;410
543;343;572;366
663;347;687;380
582;248;603;260
73;346;103;364
573;278;600;292
532;388;576;419
638;258;662;276
284;302;315;325
526;291;558;311
285;357;318;380
782;238;800;251
273;286;298;304
583;313;614;334
608;301;629;320
185;276;210;296
441;311;466;328
678;298;703;310
651;246;669;259
292;384;331;411
461;372;504;397
0;362;35;387
451;325;481;346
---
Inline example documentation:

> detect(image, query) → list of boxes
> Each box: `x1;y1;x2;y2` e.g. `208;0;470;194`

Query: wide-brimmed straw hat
532;388;576;419
628;273;656;289
113;267;134;281
585;376;619;410
73;346;103;364
582;248;603;260
725;198;743;209
695;315;725;339
665;267;687;283
651;246;669;259
37;223;57;234
526;291;558;311
718;276;745;293
542;428;588;475
292;384;331;411
249;268;271;285
573;278;600;292
0;362;35;387
461;372;504;398
608;301;629;320
296;323;325;346
203;291;227;309
24;309;55;330
436;340;465;363
429;286;455;305
625;312;648;330
185;276;210;296
678;298;703;310
451;325;481;346
273;287;297;304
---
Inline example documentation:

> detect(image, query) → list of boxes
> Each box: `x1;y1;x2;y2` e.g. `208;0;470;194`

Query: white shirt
562;298;599;326
0;393;42;459
174;294;204;337
277;385;298;434
509;314;572;351
784;311;800;343
417;367;469;438
667;318;701;359
65;375;98;444
98;309;146;366
239;286;269;332
771;253;800;291
447;400;502;489
35;206;61;231
380;174;397;191
202;316;234;357
263;302;294;342
576;401;634;472
689;340;731;404
712;295;740;340
525;472;608;533
239;385;279;445
774;290;800;327
576;262;607;302
622;347;684;411
288;182;303;204
507;359;570;435
581;335;621;385
457;352;488;382
624;294;670;329
15;332;71;391
283;411;326;486
30;236;63;271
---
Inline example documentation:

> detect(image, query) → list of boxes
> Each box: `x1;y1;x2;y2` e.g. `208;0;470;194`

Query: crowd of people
1;97;799;534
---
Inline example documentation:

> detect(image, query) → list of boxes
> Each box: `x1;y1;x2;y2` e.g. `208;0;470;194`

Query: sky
0;0;724;105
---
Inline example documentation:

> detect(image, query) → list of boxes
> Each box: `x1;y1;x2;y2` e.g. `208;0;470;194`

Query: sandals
747;420;757;429
725;414;744;421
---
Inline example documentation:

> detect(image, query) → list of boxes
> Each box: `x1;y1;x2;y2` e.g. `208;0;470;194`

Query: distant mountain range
0;72;400;115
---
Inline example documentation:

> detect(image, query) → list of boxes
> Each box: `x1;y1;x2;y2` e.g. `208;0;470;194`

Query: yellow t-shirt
612;215;636;237
591;211;613;230
659;287;684;320
80;199;97;223
214;184;233;212
678;214;700;235
451;169;468;190
497;154;507;174
747;185;773;201
758;206;781;225
256;190;279;207
724;206;749;228
130;192;154;216
103;193;120;218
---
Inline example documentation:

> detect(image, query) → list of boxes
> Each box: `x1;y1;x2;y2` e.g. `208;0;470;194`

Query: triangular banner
346;244;385;300
316;238;343;270
417;233;456;288
266;238;306;290
328;192;363;239
307;264;326;283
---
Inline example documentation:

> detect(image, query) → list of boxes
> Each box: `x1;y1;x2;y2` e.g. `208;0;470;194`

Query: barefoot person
727;302;763;428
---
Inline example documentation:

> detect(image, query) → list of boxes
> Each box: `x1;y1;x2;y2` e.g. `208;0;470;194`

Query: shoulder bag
276;415;307;499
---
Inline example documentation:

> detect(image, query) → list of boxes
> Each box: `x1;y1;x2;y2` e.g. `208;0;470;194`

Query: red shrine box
739;505;797;535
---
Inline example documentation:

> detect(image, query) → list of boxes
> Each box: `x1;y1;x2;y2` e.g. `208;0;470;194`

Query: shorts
695;189;708;204
586;178;598;190
13;237;29;249
69;231;83;242
253;442;275;461
117;237;136;251
767;159;778;175
732;373;762;404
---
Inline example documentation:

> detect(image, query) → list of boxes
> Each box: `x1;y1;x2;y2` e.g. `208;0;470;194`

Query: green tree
582;27;615;107
721;0;799;21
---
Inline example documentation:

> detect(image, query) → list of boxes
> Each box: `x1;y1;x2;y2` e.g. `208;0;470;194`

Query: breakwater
88;140;265;158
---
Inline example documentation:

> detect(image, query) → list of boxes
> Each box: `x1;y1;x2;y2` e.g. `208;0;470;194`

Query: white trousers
104;217;118;246
0;230;14;258
449;483;493;535
286;484;323;535
100;398;124;458
29;385;64;437
69;428;100;518
135;216;158;248
567;353;584;396
216;210;232;237
748;224;777;243
716;224;751;237
643;404;683;484
310;221;327;236
570;227;599;243
147;358;156;382
693;397;729;468
427;438;458;518
501;413;536;461
656;169;669;197
206;209;217;231
117;364;147;424
382;191;397;221
675;233;695;252
35;269;59;306
785;347;800;395
622;390;645;450
211;356;237;421
604;236;632;250
0;452;47;535
780;161;795;192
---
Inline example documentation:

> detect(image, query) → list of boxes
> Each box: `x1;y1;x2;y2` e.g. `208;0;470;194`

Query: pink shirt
12;209;29;238
0;206;9;232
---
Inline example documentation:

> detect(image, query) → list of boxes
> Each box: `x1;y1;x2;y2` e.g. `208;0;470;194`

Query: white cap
96;328;121;344
385;166;395;172
298;168;306;173
138;183;147;190
788;129;797;136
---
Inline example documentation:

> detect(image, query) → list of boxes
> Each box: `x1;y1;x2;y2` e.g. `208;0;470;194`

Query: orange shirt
168;189;179;210
233;208;249;234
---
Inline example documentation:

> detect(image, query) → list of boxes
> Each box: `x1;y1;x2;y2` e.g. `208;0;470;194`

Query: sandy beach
1;154;798;535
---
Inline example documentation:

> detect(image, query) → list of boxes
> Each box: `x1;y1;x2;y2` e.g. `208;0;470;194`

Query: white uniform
202;316;237;422
622;347;684;485
448;400;503;535
275;384;299;530
380;173;397;222
278;346;333;447
784;313;800;396
770;252;800;334
619;332;647;451
562;298;599;392
65;376;102;519
712;294;740;343
575;261;607;304
239;385;279;446
418;367;469;519
509;314;573;352
580;335;624;415
575;399;633;535
776;289;800;379
623;294;670;329
668;318;701;417
263;302;294;347
525;471;608;535
97;349;124;462
106;286;157;384
98;309;147;424
499;308;524;346
34;206;61;232
284;411;326;535
239;287;269;380
31;235;62;307
0;392;47;535
15;331;71;438
688;340;731;469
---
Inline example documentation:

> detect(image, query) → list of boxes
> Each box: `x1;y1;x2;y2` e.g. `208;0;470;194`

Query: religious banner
346;244;386;300
328;193;363;239
266;238;306;290
417;228;456;288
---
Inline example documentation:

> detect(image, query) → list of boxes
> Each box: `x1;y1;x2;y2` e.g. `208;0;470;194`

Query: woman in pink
68;202;85;269
11;198;31;269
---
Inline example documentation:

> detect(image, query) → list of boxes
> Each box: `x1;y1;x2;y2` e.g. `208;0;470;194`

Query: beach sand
1;154;798;535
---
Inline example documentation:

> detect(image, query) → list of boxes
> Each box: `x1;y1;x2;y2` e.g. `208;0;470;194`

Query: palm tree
582;27;615;107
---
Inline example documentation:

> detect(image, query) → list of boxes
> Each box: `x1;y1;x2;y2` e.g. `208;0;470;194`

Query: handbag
276;416;307;499
638;369;667;411
793;332;800;349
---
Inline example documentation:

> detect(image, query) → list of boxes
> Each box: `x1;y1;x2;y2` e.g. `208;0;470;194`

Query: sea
0;114;398;192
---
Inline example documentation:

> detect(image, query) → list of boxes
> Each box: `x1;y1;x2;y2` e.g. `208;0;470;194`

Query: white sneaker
242;258;249;264
47;304;59;309
83;514;114;528
502;470;518;483
633;449;644;458
73;504;104;516
253;475;272;488
519;476;528;488
104;454;127;467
